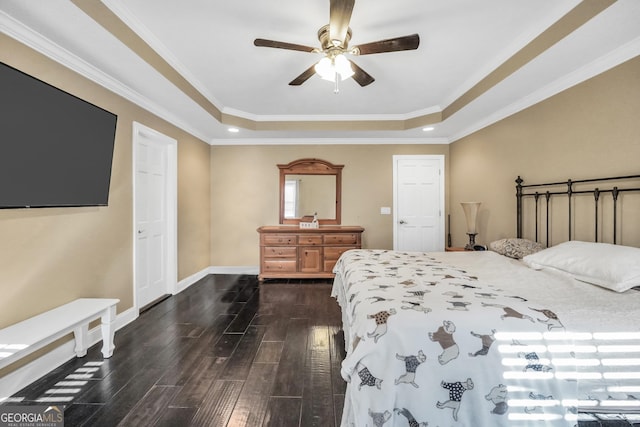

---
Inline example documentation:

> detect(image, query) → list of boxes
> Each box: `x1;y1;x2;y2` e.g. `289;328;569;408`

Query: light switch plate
380;207;391;215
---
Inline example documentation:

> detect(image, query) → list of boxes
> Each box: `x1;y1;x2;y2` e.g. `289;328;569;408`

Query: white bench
0;298;120;370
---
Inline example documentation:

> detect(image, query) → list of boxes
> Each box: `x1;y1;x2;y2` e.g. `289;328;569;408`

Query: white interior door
133;123;177;310
393;155;445;252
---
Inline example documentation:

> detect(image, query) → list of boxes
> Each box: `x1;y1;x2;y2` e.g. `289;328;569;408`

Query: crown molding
209;137;451;146
221;105;444;123
0;10;210;143
100;0;224;110
441;0;582;110
449;36;640;143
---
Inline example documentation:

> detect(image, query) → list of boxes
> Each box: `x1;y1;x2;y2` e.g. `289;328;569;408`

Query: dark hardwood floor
5;275;347;426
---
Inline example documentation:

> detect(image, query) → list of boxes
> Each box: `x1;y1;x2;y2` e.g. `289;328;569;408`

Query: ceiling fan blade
254;38;317;53
353;34;420;55
329;0;355;45
349;60;375;87
289;64;317;86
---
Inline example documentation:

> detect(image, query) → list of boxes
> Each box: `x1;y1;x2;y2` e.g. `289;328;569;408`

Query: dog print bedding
332;249;578;427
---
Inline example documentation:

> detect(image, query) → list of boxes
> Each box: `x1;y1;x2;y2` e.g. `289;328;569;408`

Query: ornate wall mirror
278;158;343;225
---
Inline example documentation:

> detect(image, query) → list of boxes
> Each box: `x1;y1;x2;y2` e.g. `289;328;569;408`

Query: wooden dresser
257;225;364;281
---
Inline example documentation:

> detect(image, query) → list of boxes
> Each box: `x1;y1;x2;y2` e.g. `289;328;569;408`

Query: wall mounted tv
0;62;118;209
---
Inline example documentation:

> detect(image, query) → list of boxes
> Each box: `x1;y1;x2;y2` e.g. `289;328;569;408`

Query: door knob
399;220;406;224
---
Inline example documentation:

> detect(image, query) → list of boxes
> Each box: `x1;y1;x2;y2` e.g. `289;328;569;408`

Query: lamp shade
461;202;481;234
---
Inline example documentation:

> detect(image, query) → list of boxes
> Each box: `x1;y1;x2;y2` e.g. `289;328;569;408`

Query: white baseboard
175;266;211;294
209;266;259;275
0;306;138;401
174;266;258;295
0;267;257;400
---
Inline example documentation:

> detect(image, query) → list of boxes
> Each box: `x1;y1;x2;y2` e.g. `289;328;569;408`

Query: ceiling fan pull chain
334;72;340;94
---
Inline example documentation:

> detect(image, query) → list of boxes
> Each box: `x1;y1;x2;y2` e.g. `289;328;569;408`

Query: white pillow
522;240;640;292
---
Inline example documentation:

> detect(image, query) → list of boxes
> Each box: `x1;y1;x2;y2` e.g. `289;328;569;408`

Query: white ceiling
1;0;639;145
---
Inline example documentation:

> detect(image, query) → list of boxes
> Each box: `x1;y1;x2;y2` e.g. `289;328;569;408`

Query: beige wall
210;145;450;266
178;139;211;279
0;35;212;336
449;55;640;248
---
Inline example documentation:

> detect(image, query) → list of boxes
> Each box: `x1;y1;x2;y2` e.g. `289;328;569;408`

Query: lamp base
464;233;477;250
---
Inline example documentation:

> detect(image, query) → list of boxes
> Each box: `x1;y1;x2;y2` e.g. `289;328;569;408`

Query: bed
332;174;640;427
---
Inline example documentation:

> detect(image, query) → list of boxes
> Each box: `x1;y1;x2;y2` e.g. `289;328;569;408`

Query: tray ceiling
1;0;639;144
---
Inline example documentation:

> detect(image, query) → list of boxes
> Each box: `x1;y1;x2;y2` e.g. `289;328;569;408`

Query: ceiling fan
254;0;420;91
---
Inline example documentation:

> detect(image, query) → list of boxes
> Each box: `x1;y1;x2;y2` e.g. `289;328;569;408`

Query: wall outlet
380;207;391;215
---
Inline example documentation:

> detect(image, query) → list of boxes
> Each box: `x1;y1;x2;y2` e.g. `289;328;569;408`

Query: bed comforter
332;249;582;427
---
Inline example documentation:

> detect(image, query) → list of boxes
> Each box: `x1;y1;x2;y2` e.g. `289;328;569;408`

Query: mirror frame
278;158;343;225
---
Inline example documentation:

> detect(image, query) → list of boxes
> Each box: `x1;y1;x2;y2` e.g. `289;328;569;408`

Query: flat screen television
0;62;118;209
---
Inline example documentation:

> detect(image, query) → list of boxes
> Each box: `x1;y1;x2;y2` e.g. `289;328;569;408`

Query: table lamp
461;202;481;250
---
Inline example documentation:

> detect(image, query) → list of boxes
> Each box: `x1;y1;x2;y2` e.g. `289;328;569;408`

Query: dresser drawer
257;225;363;281
263;246;297;258
324;233;359;245
324;259;338;273
324;246;356;261
298;235;323;245
263;259;297;273
262;234;297;246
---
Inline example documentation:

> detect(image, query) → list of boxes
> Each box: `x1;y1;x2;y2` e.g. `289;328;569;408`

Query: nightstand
445;246;469;252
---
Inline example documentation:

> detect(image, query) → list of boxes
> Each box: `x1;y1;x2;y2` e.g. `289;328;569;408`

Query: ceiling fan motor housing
318;24;352;51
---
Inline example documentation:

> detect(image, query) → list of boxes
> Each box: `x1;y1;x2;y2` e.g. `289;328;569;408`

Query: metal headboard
516;174;640;246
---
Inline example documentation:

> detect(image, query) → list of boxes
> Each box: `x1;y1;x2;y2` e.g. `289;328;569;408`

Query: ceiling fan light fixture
315;57;335;81
255;1;419;88
315;54;354;83
334;54;354;80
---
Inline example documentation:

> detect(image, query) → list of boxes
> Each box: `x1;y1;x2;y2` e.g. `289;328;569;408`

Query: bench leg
73;325;89;357
100;305;117;358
